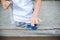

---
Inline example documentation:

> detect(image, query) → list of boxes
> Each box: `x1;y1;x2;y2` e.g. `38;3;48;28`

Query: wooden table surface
0;36;60;40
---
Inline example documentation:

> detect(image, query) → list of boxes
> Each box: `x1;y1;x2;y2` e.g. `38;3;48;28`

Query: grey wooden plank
0;1;60;36
0;1;60;29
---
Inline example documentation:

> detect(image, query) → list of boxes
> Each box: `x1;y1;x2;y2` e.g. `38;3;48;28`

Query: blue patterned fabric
14;21;38;30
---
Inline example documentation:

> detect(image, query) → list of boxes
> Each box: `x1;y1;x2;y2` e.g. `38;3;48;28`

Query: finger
38;19;42;23
6;1;10;4
36;19;39;24
31;20;35;26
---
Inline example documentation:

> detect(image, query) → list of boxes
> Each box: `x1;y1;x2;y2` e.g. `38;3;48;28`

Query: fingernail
32;25;34;26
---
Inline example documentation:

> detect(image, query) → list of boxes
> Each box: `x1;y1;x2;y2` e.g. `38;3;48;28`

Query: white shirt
12;0;34;23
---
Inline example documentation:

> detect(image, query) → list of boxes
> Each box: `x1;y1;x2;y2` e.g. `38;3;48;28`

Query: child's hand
30;15;41;26
2;1;11;9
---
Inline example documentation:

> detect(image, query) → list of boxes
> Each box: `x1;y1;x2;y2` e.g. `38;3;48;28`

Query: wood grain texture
0;36;60;40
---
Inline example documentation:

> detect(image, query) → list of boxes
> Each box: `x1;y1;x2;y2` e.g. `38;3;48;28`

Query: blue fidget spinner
27;24;37;30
